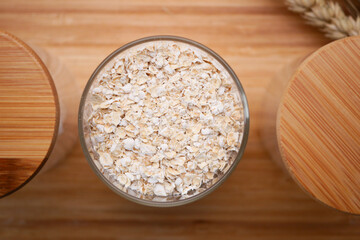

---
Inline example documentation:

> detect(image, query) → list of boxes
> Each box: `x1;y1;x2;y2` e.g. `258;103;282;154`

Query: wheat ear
285;0;360;39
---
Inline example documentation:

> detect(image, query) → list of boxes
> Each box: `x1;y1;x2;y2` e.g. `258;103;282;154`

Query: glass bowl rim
78;35;250;207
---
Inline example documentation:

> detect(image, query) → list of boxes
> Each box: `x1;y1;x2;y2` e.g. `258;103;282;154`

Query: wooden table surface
0;0;359;239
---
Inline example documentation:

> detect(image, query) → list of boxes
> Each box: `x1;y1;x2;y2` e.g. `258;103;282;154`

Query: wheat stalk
286;0;360;39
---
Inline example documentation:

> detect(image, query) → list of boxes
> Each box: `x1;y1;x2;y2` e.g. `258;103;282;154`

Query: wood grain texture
0;0;359;239
0;31;58;197
277;37;360;214
30;44;80;172
260;56;306;172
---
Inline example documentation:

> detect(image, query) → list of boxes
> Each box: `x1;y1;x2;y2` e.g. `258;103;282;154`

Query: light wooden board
0;0;359;239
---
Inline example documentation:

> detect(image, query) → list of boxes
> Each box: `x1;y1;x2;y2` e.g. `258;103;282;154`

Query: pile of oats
87;41;244;200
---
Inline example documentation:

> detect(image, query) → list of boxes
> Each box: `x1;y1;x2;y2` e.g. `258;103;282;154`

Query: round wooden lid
277;36;360;214
0;31;59;198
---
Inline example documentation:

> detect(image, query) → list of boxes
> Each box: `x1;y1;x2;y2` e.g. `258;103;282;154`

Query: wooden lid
277;36;360;214
0;31;59;198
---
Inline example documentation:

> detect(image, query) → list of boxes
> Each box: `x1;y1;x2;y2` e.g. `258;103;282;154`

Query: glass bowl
79;36;250;207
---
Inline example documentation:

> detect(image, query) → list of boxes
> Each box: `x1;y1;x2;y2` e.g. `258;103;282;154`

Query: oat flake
87;41;244;199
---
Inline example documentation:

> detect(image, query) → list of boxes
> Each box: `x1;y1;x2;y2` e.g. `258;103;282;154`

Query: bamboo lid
277;36;360;214
0;31;59;198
